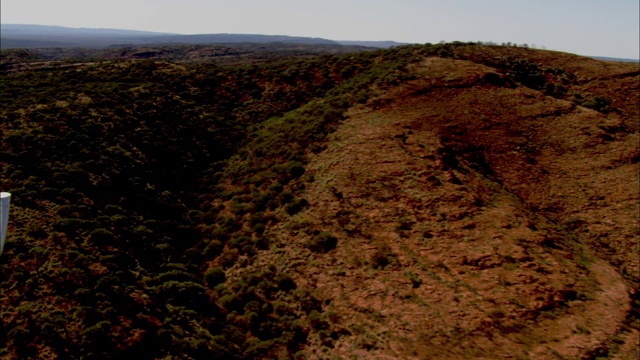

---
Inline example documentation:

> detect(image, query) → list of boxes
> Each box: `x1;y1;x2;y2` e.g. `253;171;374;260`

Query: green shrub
204;240;224;259
89;228;115;246
252;223;266;235
395;217;414;231
582;96;611;112
26;224;48;239
372;244;395;269
285;198;307;215
286;162;305;179
204;267;226;288
307;232;337;253
53;218;83;234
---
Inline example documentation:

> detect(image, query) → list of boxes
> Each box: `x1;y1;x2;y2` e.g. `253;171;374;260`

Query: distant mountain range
0;24;407;49
590;56;640;63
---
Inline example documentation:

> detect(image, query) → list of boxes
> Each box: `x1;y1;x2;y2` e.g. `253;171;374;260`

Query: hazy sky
2;0;639;58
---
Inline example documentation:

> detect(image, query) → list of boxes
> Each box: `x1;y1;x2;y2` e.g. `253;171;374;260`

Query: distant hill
591;55;640;63
139;33;339;46
336;40;408;48
1;24;169;37
1;24;169;48
0;37;76;49
1;24;341;48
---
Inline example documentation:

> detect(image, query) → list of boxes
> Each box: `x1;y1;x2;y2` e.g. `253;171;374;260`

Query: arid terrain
235;51;639;358
1;43;638;359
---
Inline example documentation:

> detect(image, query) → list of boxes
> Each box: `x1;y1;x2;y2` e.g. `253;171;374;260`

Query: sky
2;0;639;59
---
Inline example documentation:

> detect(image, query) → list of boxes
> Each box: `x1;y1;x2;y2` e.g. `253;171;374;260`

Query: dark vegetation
1;41;636;358
0;43;374;70
0;42;423;359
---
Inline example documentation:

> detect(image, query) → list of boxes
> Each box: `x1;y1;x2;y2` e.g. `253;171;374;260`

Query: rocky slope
240;51;639;358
